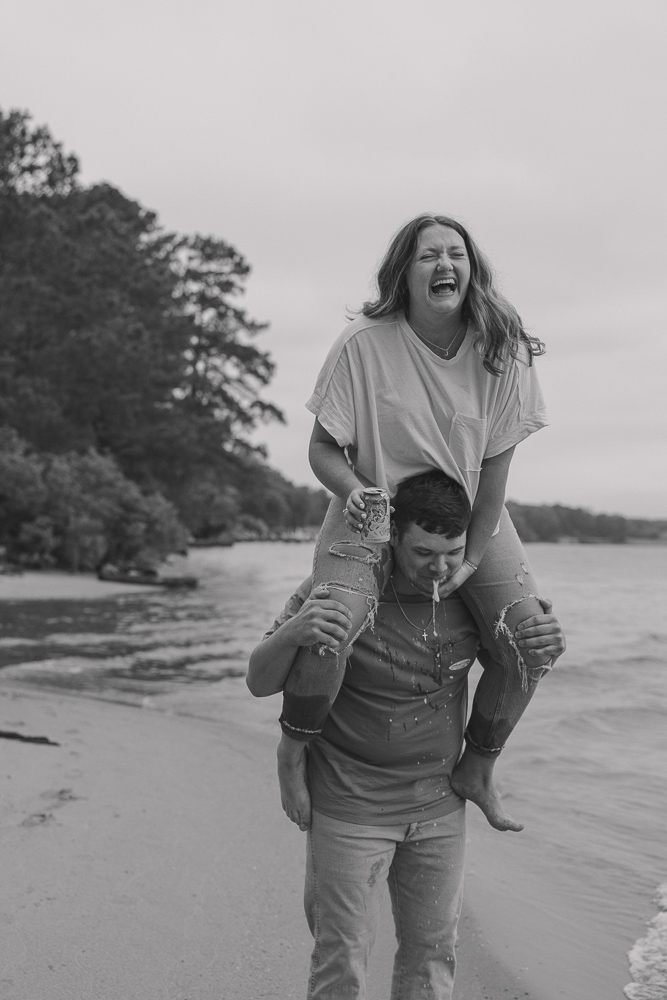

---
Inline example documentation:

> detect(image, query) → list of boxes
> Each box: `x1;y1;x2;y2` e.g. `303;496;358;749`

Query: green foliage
0;108;282;481
0;431;187;570
0;107;327;563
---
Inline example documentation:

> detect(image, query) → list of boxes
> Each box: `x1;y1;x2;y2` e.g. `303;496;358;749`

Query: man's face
390;521;467;595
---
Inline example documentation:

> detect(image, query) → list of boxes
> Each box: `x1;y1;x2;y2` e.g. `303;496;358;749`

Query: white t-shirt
306;311;549;502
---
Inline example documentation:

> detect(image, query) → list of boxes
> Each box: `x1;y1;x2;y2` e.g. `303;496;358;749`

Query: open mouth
430;277;456;296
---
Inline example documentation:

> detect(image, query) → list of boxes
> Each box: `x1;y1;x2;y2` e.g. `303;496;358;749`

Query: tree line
507;501;667;545
1;109;662;572
0;108;328;570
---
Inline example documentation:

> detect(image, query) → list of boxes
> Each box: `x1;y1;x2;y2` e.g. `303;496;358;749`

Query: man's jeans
305;808;466;1000
281;499;548;755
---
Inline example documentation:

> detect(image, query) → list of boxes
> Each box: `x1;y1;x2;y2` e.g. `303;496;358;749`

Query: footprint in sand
21;788;82;828
21;812;55;827
41;788;81;805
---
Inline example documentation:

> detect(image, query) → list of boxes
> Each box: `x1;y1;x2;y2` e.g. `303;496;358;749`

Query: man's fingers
516;614;556;632
521;635;558;648
517;622;558;639
316;608;353;628
307;598;352;618
519;629;563;646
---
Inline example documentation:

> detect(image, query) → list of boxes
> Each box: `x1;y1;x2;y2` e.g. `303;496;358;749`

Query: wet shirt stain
309;590;480;826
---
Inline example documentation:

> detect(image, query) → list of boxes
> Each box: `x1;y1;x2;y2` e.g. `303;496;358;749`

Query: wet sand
0;573;556;998
0;674;548;1000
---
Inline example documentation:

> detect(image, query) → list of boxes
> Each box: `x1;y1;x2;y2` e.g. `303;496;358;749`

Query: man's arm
246;584;353;698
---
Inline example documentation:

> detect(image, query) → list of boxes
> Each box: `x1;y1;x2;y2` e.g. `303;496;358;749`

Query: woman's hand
436;560;477;600
514;598;566;664
343;488;368;533
282;585;353;651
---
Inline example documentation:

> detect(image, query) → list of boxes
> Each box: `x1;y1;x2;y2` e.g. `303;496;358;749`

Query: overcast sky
3;0;666;516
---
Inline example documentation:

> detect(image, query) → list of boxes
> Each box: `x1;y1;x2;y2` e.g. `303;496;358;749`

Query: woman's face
404;224;471;323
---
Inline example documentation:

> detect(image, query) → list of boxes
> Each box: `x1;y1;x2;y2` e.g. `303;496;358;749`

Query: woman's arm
246;585;353;698
309;419;370;528
309;419;363;498
438;445;515;599
465;445;515;566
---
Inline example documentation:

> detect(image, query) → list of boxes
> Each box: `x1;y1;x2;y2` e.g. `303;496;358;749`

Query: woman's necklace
390;578;435;641
412;320;465;358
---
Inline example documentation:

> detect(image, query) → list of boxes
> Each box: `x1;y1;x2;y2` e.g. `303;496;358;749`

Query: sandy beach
0;673;544;1000
0;569;617;999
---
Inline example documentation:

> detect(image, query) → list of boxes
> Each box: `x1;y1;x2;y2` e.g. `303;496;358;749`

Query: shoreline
0;570;162;601
0;677;550;999
2;533;667;603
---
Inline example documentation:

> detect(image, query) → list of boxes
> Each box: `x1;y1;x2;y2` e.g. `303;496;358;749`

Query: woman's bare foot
277;734;310;831
450;747;524;832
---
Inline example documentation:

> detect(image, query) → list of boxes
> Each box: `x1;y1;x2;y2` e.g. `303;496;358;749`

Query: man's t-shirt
266;581;480;826
306;312;549;502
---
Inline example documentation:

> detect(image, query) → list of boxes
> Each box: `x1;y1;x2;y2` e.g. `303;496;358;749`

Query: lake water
1;541;666;998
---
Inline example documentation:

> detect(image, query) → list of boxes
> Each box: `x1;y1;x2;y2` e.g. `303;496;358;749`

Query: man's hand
282;585;353;650
515;598;566;664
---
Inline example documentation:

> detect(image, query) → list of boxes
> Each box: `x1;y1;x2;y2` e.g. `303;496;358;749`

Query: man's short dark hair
392;471;471;540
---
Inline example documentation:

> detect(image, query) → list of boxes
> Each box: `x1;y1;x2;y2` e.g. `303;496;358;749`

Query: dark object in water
0;730;60;746
98;566;198;589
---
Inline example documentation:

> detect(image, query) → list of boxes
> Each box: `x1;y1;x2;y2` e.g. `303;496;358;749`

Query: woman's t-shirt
307;311;549;502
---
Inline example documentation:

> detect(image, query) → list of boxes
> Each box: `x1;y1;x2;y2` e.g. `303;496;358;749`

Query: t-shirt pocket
449;413;487;472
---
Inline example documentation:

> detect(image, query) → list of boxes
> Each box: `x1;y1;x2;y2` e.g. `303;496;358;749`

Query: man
247;471;564;999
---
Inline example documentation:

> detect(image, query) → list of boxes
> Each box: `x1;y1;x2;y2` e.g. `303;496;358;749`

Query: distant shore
2;533;666;603
0;570;162;601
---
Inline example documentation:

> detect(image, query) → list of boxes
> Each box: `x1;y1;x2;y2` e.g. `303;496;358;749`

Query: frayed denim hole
328;539;383;565
494;593;542;692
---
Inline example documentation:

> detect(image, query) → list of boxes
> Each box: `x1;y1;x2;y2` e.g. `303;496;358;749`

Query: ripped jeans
280;498;549;756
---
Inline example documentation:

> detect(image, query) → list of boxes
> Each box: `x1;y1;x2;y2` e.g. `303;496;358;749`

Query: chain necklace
390;578;436;641
412;320;466;358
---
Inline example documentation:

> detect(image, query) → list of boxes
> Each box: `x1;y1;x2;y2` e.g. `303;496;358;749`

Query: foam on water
625;884;667;1000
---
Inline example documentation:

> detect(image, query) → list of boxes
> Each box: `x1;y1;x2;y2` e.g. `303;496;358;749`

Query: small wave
625;883;667;1000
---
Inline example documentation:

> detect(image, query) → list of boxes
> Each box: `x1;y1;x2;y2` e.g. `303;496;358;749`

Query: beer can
360;488;391;543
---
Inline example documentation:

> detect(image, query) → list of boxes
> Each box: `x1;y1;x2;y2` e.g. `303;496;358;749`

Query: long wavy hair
362;214;545;375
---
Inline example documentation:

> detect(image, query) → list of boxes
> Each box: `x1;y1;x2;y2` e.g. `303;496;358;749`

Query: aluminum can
360;488;391;543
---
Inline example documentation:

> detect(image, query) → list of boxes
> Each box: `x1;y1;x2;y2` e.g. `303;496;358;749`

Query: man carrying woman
277;213;563;833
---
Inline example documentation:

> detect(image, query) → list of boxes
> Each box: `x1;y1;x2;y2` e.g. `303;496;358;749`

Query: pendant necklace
390;579;436;641
413;320;466;358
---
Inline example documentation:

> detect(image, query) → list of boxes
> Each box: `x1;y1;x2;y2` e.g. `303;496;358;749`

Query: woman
277;213;562;832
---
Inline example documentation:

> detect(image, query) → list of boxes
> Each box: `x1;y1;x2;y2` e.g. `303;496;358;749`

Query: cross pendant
421;629;428;641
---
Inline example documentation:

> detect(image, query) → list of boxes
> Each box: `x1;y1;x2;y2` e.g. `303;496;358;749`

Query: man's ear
389;522;399;546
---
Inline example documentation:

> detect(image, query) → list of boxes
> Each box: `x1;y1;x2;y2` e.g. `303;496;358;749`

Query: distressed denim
305;808;466;1000
280;499;548;752
458;505;548;755
280;496;392;739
